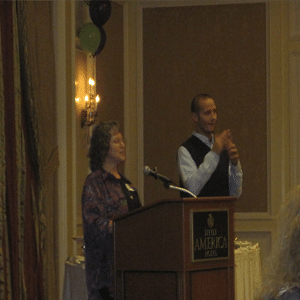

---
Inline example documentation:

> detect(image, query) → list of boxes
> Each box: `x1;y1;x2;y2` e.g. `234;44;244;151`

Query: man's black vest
180;135;229;198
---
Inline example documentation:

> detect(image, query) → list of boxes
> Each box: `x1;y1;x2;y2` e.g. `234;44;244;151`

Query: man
177;94;243;198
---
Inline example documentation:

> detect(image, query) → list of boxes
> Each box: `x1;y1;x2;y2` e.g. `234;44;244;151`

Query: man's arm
229;161;243;198
178;146;219;195
226;138;243;198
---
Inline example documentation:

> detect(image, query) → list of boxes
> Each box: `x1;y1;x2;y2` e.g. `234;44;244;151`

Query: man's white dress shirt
178;132;243;198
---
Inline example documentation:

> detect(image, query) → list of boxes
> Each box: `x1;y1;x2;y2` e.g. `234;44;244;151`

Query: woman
256;184;300;300
82;121;141;300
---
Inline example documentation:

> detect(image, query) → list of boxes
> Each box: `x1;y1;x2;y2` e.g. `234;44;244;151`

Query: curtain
0;2;20;299
0;1;58;299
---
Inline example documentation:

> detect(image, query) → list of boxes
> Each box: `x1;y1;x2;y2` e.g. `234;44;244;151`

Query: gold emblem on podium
207;213;214;228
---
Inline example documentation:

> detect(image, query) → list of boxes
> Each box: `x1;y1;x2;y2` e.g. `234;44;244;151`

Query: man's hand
212;129;231;155
212;129;240;165
226;141;239;166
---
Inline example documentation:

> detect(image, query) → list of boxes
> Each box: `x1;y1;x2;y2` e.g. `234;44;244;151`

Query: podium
114;197;236;300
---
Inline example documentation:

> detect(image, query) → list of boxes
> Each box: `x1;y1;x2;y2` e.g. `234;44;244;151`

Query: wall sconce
75;49;99;128
79;78;100;128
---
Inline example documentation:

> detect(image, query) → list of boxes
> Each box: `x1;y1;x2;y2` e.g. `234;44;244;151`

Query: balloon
89;0;112;28
78;23;101;54
93;26;106;56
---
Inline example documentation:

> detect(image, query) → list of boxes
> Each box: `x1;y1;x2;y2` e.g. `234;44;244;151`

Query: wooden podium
114;197;236;300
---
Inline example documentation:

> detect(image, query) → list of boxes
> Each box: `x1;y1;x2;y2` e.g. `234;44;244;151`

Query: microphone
143;166;196;196
143;166;173;184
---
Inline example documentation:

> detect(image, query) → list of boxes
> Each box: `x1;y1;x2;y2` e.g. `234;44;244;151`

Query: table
62;242;262;300
235;242;262;300
62;256;87;300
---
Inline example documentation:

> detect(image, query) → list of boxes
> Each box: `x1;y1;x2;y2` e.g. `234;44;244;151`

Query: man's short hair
191;93;212;114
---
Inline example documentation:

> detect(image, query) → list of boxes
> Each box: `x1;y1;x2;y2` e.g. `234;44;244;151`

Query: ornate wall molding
289;2;300;40
290;52;300;189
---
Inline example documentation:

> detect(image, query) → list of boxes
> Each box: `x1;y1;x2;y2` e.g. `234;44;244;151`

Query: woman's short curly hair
88;121;120;171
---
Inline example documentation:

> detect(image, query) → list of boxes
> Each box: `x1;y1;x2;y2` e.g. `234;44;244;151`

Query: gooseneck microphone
143;166;197;197
143;166;173;184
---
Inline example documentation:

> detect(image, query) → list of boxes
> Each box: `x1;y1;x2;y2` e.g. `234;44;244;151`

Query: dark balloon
93;26;106;57
89;1;112;28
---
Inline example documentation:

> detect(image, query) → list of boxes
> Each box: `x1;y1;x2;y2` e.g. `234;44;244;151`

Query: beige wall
143;3;267;212
96;2;124;129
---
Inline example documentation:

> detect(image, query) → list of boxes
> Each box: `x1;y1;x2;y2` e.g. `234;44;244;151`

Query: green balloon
78;23;101;54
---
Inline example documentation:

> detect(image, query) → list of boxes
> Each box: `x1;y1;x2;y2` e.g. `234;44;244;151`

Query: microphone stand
168;184;197;198
146;166;197;198
162;181;197;198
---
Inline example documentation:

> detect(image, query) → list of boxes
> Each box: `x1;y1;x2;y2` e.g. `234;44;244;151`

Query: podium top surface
114;196;236;222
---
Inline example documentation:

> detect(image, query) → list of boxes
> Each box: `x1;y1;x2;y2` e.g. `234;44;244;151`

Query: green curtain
0;2;18;299
0;1;57;299
19;2;58;298
0;27;9;297
0;4;12;298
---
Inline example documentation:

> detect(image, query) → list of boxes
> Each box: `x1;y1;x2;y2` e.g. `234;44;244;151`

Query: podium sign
191;209;229;262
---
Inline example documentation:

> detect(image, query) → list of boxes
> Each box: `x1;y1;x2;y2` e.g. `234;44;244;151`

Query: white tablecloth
63;243;262;300
235;242;262;300
62;256;88;300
